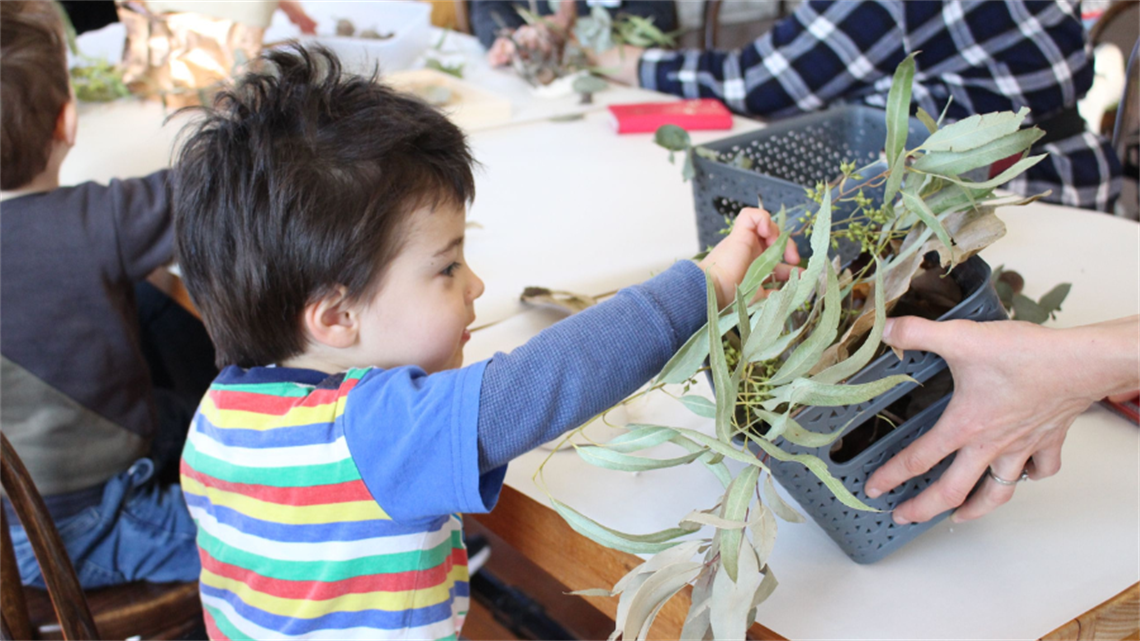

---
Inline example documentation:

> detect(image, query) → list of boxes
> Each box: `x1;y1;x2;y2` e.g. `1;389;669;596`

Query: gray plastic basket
692;105;1008;562
746;255;1007;564
691;105;935;258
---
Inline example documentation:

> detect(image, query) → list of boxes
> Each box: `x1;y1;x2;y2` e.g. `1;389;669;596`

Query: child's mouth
461;329;471;343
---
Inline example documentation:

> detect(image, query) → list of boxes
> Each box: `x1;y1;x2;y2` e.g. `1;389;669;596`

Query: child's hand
698;208;800;308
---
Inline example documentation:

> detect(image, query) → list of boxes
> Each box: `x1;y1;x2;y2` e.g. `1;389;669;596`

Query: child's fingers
735;208;774;243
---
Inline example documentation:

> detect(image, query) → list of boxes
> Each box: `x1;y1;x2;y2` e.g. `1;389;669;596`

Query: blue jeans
9;458;200;589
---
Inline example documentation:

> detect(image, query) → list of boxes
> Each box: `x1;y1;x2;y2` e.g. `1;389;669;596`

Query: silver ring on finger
987;466;1030;486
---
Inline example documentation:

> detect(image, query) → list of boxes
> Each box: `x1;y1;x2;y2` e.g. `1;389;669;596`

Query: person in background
172;45;798;639
60;0;318;36
865;315;1139;524
596;0;1123;213
1;0;214;588
475;0;677;66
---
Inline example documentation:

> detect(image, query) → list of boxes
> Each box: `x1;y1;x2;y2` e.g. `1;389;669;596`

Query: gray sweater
1;171;172;505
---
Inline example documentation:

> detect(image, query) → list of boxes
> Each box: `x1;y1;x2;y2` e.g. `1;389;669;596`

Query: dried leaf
710;537;762;641
812;258;886;384
576;445;707;472
680;569;715;640
520;287;597;314
744;434;881;512
623;561;703;641
916;107;938;134
770;261;841;385
763;374;914;410
707;271;738;443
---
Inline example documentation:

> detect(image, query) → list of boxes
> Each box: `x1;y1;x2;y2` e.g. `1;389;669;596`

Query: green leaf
667;426;772;470
770;261;841;385
1038;283;1071;318
668;434;734;488
883;160;907;206
707;271;737;443
573;74;609;95
606;425;679;453
657;298;756;385
739;231;791;300
935;154;1047;191
920;108;1030;153
679;395;717;419
751;567;778;609
550;499;698;554
682;151;696;182
812;258;887;384
735;287;751;352
913;128;1044;176
884;53;916;169
791;186;834;311
614;540;704;595
755;410;845;448
576;445;707;472
654;124;692;152
1012;293;1049;324
902;189;955;264
744;434;881;512
749;504;777;568
741;269;802;363
763;374;915;410
744;314;808;363
720;465;760;583
680;511;761;530
916;107;938;134
693;146;720;160
680;570;714;640
763;474;805;523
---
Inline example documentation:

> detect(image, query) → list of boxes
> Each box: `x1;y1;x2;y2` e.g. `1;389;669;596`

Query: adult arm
609;0;902;117
864;315;1140;524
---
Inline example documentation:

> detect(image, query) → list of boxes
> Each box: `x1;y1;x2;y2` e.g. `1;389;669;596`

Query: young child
0;0;211;588
174;45;799;639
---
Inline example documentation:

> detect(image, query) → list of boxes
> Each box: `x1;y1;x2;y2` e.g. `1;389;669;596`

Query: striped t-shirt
181;362;505;640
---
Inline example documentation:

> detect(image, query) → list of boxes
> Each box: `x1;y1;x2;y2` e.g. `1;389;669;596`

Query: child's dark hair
0;0;71;190
174;45;476;368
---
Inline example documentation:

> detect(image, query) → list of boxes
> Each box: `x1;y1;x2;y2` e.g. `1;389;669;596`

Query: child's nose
469;272;485;301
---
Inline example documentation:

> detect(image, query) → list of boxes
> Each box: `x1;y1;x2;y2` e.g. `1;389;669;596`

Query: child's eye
441;262;461;277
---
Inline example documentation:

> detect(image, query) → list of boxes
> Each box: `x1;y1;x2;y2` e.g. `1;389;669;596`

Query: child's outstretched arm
477;208;799;472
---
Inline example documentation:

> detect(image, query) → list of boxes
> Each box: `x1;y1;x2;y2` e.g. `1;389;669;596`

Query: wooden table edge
474;485;1139;641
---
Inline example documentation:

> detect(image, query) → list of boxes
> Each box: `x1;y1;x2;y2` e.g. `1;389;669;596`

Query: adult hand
278;0;317;35
698;207;800;308
590;44;644;86
864;316;1140;524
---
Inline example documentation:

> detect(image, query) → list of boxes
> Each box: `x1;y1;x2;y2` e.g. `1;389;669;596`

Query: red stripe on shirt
181;464;374;506
199;547;467;601
202;605;229;641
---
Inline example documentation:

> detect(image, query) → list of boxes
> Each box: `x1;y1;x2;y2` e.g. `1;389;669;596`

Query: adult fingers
882;316;968;358
889;446;991;524
865;413;967;499
1026;438;1064;480
950;453;1029;522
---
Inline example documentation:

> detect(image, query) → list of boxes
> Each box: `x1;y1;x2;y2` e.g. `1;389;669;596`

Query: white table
63;18;1140;640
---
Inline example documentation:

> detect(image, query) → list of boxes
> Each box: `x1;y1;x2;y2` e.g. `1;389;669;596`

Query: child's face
352;202;484;374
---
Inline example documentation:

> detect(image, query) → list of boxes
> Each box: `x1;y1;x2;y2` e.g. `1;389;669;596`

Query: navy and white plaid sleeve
638;1;905;118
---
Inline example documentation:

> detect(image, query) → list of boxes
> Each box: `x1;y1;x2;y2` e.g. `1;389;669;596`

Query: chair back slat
1;509;33;641
0;433;99;640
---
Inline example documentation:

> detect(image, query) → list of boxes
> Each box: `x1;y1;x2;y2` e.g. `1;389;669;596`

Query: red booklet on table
608;99;734;134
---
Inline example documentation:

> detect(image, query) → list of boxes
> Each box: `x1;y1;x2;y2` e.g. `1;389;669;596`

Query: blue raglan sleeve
638;0;902;118
341;363;506;523
476;260;707;472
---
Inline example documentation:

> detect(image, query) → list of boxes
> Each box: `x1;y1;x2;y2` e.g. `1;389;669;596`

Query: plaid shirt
640;0;1122;212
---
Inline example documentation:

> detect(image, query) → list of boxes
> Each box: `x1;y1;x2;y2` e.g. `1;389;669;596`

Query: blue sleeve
342;363;506;523
476;260;707;473
637;1;902;118
471;0;525;49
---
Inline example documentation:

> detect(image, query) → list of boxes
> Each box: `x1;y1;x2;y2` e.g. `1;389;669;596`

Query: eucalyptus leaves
541;54;1051;640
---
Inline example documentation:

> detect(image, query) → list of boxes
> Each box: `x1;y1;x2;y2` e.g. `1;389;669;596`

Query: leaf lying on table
519;287;598;314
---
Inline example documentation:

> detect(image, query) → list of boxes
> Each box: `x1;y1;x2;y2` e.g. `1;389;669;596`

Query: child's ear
54;97;77;147
302;286;359;349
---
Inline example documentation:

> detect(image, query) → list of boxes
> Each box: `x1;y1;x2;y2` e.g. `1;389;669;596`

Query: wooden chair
1;433;203;640
702;0;791;49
